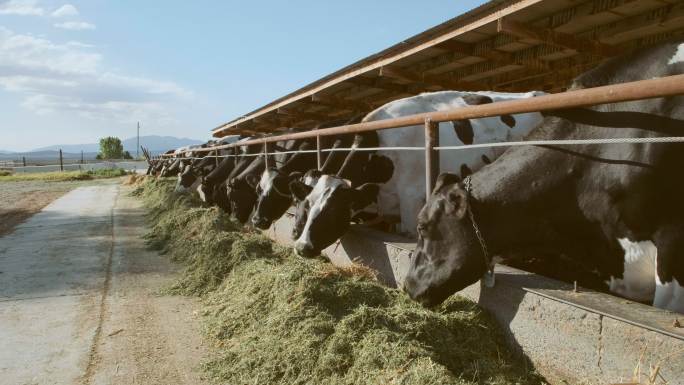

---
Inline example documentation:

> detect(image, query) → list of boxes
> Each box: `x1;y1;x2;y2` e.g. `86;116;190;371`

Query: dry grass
0;168;128;182
134;178;544;385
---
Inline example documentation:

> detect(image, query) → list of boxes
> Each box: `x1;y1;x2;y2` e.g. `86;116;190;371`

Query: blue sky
0;0;487;151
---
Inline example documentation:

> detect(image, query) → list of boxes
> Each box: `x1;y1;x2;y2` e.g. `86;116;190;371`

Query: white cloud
0;26;191;124
51;4;78;18
54;21;95;30
0;0;44;16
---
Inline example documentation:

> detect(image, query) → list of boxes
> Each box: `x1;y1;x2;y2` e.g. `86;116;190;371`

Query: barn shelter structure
155;1;684;383
211;0;684;137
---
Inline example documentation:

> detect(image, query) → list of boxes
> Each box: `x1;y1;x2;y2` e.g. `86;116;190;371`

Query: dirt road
0;183;209;385
0;180;93;237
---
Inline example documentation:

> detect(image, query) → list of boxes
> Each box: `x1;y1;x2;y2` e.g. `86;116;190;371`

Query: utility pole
136;121;140;159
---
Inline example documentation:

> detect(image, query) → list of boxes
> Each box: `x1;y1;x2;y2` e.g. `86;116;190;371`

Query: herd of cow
147;41;684;314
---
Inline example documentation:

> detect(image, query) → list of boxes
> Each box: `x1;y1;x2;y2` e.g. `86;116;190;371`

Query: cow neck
468;143;575;258
463;176;493;283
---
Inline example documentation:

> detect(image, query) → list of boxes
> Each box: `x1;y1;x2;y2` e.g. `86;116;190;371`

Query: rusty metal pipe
424;118;439;201
185;74;684;153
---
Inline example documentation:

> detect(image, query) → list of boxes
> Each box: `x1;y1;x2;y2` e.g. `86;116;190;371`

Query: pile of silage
134;178;543;385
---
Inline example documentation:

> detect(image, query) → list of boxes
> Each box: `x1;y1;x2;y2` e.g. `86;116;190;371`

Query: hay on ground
134;178;543;385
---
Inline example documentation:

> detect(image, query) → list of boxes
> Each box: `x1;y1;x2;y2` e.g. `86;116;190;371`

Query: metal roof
212;0;684;137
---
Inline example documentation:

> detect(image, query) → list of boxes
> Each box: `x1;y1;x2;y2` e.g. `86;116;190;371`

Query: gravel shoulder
0;180;102;236
0;182;209;385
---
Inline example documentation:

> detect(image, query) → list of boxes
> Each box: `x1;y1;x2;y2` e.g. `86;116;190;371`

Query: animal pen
155;1;684;383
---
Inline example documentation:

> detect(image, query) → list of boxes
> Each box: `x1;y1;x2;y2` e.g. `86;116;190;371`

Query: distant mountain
31;135;204;154
0;150;14;154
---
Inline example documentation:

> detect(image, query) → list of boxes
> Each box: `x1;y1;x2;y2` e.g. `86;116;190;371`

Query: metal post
316;134;322;170
81;150;84;164
424;118;439;200
59;149;64;172
22;156;26;167
263;143;269;168
136;121;140;160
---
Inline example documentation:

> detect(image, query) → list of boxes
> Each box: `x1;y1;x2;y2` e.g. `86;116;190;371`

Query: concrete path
0;183;208;385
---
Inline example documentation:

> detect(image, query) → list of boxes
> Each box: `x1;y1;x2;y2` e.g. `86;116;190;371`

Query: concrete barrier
265;212;684;384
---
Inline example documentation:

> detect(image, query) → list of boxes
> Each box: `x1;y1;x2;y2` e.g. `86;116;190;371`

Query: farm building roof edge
211;0;684;137
211;0;523;136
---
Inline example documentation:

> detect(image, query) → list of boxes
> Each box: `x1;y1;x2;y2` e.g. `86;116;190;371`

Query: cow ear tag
483;268;495;288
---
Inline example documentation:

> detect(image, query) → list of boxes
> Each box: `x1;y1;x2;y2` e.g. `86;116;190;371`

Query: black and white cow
250;117;389;230
403;41;684;313
288;91;545;257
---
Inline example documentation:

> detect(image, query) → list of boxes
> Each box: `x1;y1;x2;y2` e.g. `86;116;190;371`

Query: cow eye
417;223;429;238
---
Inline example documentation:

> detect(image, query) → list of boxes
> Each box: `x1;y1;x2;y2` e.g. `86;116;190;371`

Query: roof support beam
310;94;372;112
497;17;619;57
379;65;486;91
277;108;330;123
344;77;415;94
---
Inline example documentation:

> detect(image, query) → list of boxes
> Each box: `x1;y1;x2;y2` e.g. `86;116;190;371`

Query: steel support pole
316;134;322;170
263;142;269;168
424;118;439;201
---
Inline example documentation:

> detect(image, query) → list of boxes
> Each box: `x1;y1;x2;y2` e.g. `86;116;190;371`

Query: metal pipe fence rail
154;74;684;199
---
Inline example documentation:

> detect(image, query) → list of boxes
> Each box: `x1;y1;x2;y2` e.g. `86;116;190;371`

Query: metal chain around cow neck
463;176;496;288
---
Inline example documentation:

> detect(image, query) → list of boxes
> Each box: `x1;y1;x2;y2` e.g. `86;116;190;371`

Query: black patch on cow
462;94;493;106
460;164;472;178
452;120;474;145
363;155;394;184
501;115;516;128
481;154;492;164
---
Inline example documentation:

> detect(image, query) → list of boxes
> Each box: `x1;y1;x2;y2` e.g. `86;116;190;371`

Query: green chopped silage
134;178;544;385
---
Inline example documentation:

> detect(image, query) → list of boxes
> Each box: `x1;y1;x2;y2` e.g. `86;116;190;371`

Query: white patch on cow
294;175;349;250
174;179;188;193
364;90;545;235
668;43;684;65
196;184;207;202
607;238;656;302
654;258;684;314
304;174;318;186
259;169;278;195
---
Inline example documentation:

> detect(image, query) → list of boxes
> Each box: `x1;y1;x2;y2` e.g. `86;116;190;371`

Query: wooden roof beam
276;108;331;123
497;17;619;57
344;76;414;94
379;65;486;91
310;94;372;112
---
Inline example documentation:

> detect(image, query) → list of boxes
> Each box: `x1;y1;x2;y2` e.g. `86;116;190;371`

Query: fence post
59;149;64;172
424;118;439;201
316;134;322;170
22;156;26;167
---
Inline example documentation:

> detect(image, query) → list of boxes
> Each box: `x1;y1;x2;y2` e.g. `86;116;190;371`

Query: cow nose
252;216;270;230
294;242;317;258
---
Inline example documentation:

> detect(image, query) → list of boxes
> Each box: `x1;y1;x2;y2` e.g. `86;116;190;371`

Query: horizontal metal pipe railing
162;74;684;158
155;135;684;163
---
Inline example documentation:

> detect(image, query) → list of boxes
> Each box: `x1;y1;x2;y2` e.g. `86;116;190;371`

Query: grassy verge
133;178;543;385
0;168;128;182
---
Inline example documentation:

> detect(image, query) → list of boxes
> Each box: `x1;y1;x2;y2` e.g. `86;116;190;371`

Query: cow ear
433;173;461;194
445;187;468;219
350;183;380;210
290;180;312;201
245;174;260;189
288;171;303;182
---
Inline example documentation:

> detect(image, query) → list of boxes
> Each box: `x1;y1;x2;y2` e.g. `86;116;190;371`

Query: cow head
251;168;302;230
227;176;259;224
289;174;379;258
176;164;197;192
403;173;488;306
